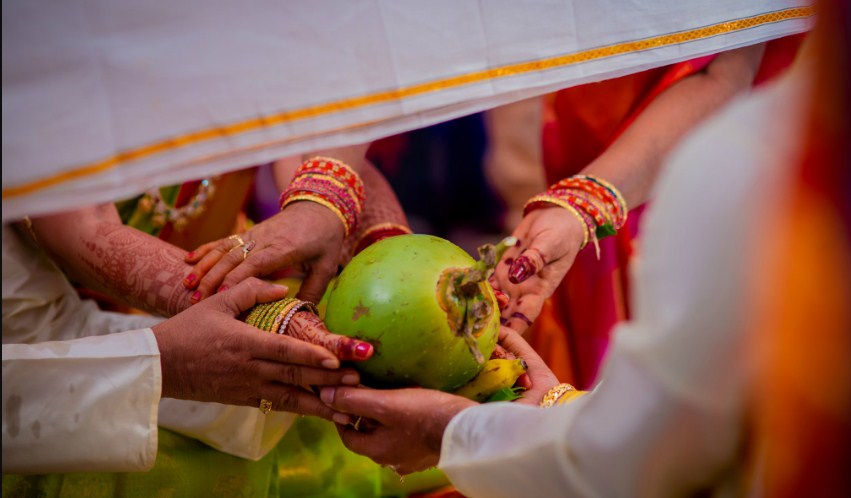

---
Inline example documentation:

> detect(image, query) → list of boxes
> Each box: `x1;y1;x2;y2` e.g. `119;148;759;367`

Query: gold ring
351;416;363;431
228;234;246;249
242;240;256;260
259;398;273;415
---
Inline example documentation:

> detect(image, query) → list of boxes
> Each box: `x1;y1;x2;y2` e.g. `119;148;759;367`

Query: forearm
583;43;766;208
27;204;192;317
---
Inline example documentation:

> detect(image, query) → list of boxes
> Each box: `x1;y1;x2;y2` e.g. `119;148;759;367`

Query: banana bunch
453;358;527;402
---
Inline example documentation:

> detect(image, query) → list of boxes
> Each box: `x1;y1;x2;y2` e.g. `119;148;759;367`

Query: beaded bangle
540;383;578;408
524;174;628;259
354;223;412;255
275;300;319;336
577;175;628;218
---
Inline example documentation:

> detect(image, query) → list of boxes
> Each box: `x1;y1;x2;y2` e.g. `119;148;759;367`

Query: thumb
217;277;290;317
296;264;337;303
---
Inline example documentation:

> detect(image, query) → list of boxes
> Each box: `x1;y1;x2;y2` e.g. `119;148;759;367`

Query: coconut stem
438;236;517;364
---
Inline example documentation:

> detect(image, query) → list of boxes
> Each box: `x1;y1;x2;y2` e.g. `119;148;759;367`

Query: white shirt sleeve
2;330;162;474
438;62;807;498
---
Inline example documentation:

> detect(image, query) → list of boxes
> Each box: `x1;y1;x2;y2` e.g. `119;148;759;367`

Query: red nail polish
186;251;195;259
354;342;373;360
185;274;196;283
508;257;534;284
217;285;228;293
191;291;202;302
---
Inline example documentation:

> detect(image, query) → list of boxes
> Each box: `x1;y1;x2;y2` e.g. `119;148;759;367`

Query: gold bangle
282;194;350;237
524;196;590;249
270;299;303;334
540;383;577;408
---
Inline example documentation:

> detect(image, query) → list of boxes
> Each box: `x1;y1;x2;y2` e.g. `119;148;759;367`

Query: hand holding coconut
152;277;372;420
492;175;629;333
319;326;561;475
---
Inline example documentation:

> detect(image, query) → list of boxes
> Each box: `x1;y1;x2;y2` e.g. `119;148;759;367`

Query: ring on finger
259;398;273;415
350;416;363;431
242;240;256;260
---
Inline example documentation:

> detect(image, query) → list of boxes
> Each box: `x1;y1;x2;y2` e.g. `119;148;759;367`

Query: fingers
296;262;338;304
255;360;361;388
285;312;374;362
212;277;289;316
254;385;339;420
190;246;259;303
320;386;388;422
183;238;242;289
493;288;510;312
251;328;342;369
507;247;546;284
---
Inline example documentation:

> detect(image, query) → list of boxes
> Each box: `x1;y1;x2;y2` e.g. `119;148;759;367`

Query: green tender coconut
324;234;514;391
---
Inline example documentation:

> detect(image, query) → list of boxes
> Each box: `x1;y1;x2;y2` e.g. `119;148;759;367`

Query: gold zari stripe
3;6;813;200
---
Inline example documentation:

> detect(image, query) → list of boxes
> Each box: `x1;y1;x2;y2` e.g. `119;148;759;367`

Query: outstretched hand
152;277;371;419
318;325;559;473
183;201;345;305
491;207;586;333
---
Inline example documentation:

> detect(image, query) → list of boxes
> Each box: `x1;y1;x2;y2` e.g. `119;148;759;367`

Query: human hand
319;385;476;475
152;277;370;419
491;207;586;333
494;326;559;406
183;201;345;304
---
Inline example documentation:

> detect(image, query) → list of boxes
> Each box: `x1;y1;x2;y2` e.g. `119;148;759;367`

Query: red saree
528;35;805;389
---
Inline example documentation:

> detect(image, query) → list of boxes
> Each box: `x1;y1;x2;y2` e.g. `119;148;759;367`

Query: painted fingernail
186;251;195;259
191;291;202;302
504;257;514;266
342;373;359;385
332;412;351;425
185;274;196;283
508;256;535;284
322;358;340;369
217;285;229;293
493;289;510;311
320;387;335;405
354;342;373;360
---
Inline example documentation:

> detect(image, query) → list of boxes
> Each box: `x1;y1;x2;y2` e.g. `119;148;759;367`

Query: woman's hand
320;385;476;475
183;201;345;304
491;206;586;333
153;277;372;419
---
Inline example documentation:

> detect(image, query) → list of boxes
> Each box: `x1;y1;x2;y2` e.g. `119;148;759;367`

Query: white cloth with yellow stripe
2;0;812;222
1;224;295;473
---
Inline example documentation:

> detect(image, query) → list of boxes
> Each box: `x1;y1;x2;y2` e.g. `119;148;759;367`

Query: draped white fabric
2;0;812;221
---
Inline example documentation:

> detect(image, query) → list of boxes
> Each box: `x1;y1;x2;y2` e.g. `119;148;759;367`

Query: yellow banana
453;358;527;402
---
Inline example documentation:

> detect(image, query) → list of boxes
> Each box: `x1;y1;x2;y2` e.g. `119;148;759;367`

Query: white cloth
1;0;813;222
1;224;294;473
438;51;809;497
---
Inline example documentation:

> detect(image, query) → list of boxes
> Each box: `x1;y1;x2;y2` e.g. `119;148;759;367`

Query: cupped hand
320;385;476;475
152;277;369;419
183;201;346;305
491;207;586;333
495;326;559;406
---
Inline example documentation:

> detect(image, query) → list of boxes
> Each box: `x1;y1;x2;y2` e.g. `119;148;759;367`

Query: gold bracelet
524;196;590;249
540;383;577;408
282;194;350;236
